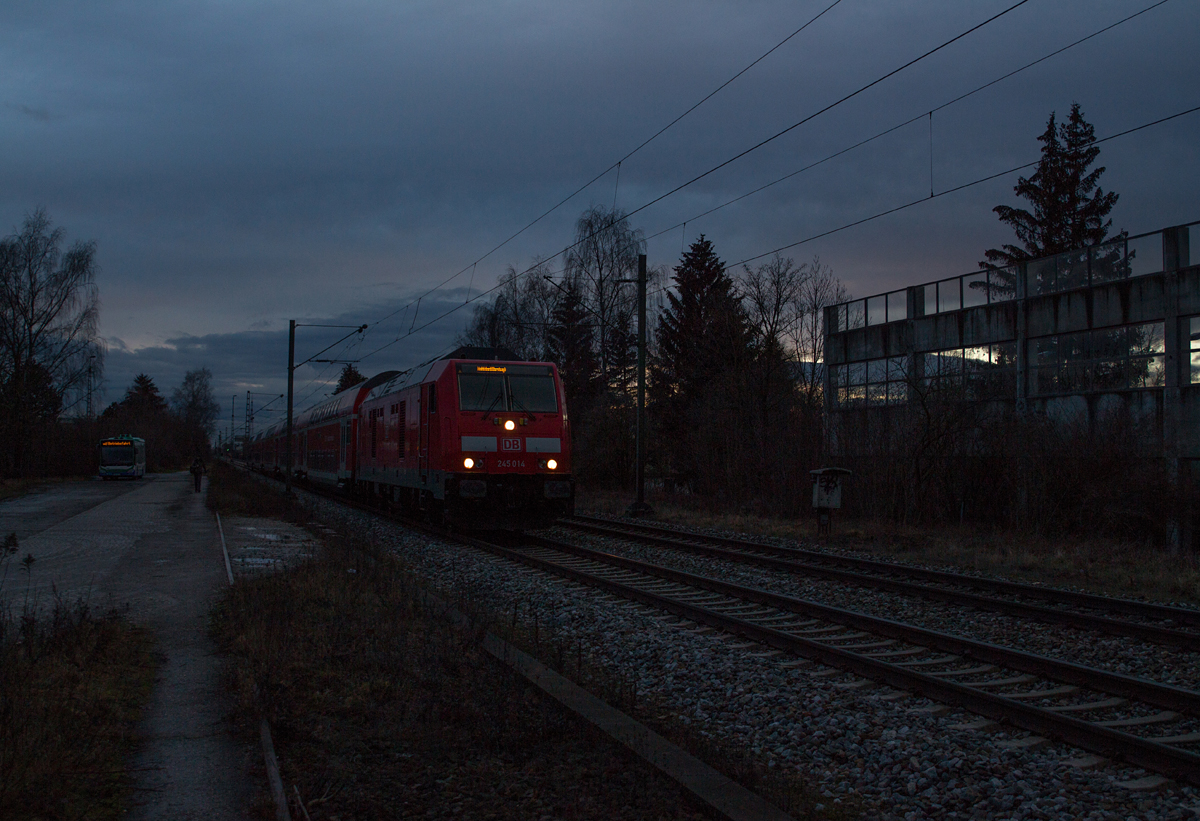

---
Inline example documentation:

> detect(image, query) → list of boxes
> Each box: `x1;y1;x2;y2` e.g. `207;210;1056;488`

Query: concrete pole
286;319;295;496
629;253;653;517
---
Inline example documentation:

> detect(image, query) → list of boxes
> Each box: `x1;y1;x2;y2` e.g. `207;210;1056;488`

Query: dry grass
579;488;1200;606
203;462;720;819
0;588;158;820
492;609;853;820
212;539;726;820
206;461;311;522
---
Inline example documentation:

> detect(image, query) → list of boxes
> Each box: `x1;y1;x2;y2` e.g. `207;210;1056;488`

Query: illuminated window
1190;317;1200;385
832;356;909;407
1029;321;1165;396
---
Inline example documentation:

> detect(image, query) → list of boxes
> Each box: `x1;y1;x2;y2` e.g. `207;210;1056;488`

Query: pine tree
121;374;168;416
101;374;187;469
982;103;1119;273
651;235;753;491
334;363;366;394
547;274;599;419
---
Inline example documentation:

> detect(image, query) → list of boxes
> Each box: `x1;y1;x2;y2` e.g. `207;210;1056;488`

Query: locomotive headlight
463;458;475;469
504;419;516;431
547;459;557;470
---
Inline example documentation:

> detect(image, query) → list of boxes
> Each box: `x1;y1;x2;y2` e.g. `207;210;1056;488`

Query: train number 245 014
496;459;527;468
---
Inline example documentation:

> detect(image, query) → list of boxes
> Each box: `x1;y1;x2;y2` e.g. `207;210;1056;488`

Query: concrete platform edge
217;512;291;821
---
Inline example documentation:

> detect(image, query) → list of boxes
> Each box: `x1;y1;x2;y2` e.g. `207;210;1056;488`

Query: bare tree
742;254;807;350
563;205;643;389
0;209;101;475
170;368;221;451
741;254;806;432
785;256;846;408
457;259;557;361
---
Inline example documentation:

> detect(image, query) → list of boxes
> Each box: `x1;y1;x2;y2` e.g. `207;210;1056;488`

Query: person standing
190;458;207;493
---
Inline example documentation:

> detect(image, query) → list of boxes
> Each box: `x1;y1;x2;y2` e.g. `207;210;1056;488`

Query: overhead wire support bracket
286;321;368;495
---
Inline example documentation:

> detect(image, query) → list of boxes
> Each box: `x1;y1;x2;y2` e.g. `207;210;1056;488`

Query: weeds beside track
0;576;157;820
208;463;721;820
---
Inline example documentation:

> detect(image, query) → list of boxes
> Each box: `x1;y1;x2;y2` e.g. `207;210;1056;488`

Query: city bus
99;436;147;479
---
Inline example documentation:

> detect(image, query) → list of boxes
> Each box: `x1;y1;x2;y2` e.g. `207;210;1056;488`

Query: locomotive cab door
418;382;440;487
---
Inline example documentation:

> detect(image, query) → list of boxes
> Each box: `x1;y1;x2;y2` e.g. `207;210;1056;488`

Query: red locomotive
247;348;574;528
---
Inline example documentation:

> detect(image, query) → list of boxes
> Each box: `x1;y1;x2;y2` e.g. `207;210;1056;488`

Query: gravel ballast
303;494;1200;821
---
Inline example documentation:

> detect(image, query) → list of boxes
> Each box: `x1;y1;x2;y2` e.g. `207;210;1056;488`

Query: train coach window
508;373;558;413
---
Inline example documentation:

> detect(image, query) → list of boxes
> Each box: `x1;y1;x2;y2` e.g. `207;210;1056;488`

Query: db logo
501;438;522;452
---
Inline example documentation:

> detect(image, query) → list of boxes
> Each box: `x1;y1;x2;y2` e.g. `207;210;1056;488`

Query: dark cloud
7;103;53;122
1;0;1197;426
101;290;474;423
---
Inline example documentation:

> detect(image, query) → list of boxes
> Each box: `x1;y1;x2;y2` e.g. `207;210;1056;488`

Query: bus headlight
547;459;557;470
463;458;475;469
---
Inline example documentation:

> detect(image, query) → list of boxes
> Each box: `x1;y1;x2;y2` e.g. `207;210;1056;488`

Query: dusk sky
2;0;1196;431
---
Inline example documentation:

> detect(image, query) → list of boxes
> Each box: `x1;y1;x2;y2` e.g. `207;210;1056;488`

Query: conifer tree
121;374;168;416
982;103;1119;272
651;235;753;491
547;274;598;418
334;363;366;394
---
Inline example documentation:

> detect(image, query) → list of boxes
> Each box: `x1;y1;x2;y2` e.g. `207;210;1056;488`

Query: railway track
462;529;1200;787
562;515;1200;650
234;467;1200;790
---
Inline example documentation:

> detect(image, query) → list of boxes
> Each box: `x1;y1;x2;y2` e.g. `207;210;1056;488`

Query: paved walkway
0;473;253;819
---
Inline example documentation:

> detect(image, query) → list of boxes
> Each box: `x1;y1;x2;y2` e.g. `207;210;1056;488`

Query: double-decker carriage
286;371;400;487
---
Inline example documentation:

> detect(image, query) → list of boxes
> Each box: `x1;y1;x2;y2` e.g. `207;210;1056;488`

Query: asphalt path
0;472;253;819
0;476;145;541
1;476;171;606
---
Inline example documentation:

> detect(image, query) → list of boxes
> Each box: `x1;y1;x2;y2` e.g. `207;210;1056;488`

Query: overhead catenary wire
350;101;1197;366
355;0;1039;363
291;331;369;408
362;0;847;332
613;0;1035;228
369;0;1030;349
723;103;1200;274
526;103;1200;305
345;0;1183;374
639;0;1176;245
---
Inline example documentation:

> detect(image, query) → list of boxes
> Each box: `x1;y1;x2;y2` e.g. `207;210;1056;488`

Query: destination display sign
457;364;552;377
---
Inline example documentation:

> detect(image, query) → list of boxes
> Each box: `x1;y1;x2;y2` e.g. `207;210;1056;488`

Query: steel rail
456;531;1200;786
564;516;1200;650
231;467;1200;783
570;515;1200;627
522;534;1200;715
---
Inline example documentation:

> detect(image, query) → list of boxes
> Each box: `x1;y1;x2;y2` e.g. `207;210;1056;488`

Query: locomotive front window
507;374;558;413
101;445;135;466
458;372;506;411
457;364;558;413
